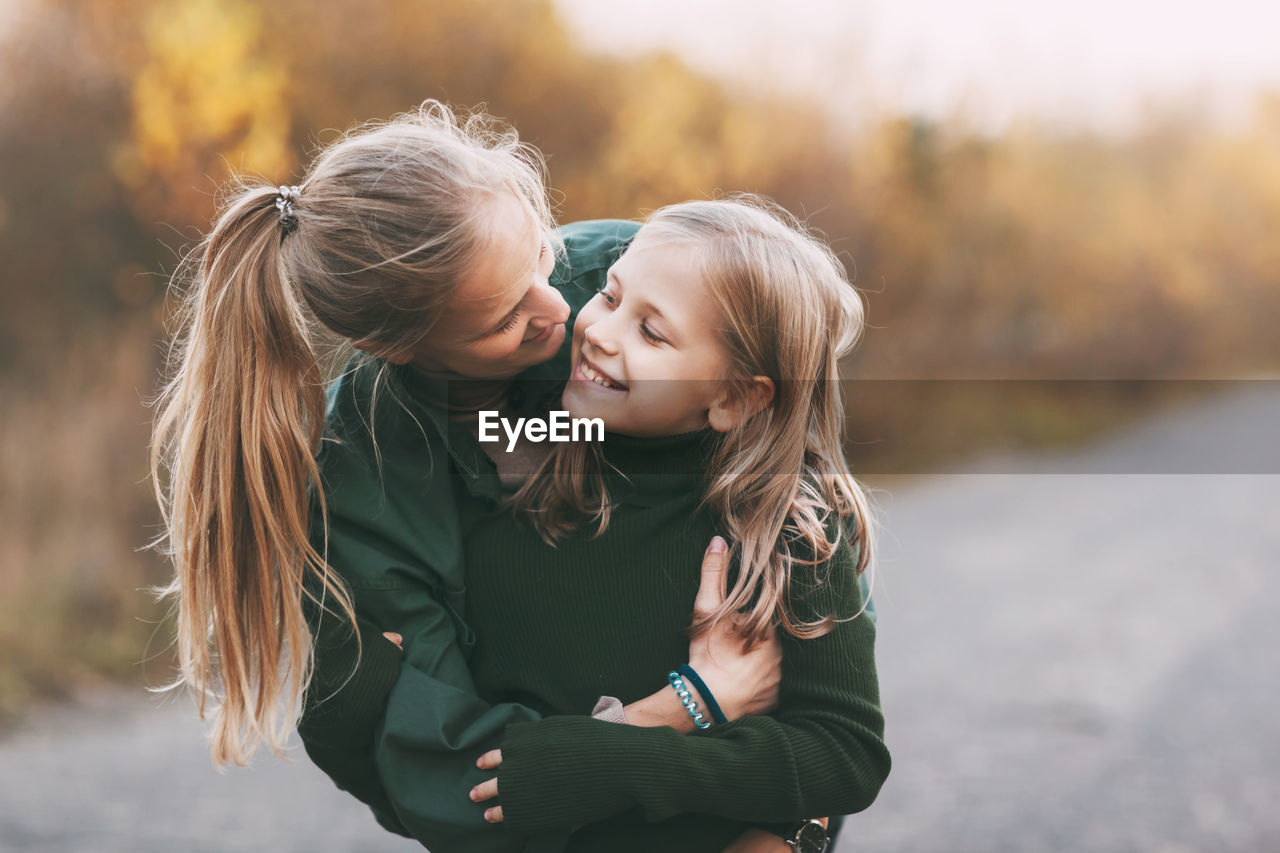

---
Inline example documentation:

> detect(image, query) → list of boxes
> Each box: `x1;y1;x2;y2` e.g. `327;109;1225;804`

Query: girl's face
562;228;734;436
403;192;568;379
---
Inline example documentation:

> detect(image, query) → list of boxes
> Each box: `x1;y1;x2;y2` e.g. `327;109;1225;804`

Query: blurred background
0;0;1277;850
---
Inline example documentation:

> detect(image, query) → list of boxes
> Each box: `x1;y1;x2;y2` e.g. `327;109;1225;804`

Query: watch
784;818;830;853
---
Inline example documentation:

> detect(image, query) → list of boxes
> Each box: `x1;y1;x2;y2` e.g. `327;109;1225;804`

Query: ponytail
151;101;555;766
151;182;355;766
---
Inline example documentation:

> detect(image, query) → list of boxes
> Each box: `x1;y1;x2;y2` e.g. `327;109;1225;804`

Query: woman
151;102;785;852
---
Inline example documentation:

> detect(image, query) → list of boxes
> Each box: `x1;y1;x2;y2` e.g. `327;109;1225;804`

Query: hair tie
667;671;712;729
275;185;301;241
677;664;728;725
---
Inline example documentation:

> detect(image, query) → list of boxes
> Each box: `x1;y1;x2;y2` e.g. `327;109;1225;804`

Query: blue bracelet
667;671;712;729
677;664;729;725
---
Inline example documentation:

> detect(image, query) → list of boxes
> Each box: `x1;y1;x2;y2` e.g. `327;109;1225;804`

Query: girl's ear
708;376;775;432
352;338;413;365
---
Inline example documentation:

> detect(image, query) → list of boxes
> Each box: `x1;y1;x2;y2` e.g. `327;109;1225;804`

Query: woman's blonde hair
150;101;554;767
515;195;873;641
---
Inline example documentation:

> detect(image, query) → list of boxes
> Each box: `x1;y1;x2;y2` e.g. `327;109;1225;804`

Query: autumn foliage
0;0;1276;708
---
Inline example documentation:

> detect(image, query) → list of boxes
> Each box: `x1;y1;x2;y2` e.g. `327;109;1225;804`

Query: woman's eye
495;311;521;334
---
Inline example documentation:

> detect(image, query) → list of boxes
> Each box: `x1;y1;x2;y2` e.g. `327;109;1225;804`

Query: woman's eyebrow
471;227;545;339
469;288;528;341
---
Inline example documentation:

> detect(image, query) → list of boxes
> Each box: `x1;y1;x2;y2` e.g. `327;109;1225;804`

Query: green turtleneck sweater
463;431;889;852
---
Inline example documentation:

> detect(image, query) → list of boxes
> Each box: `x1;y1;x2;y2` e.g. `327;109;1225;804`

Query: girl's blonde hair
515;195;873;641
150;101;554;767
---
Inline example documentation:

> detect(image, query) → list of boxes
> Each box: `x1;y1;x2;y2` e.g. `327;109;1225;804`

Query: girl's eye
597;289;618;306
495;311;521;334
640;323;665;344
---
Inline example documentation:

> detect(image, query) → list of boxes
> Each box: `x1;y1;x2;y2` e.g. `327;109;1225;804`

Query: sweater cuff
497;716;654;834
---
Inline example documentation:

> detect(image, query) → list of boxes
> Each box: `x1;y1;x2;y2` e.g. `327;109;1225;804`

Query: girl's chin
560;386;618;425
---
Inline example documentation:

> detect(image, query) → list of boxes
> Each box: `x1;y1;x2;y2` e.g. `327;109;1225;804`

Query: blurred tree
115;0;294;225
1;0;1279;708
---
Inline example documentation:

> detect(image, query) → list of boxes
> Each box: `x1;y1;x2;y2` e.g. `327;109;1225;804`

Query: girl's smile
572;355;628;391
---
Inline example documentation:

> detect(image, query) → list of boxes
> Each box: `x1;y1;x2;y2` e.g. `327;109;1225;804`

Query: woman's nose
528;279;570;327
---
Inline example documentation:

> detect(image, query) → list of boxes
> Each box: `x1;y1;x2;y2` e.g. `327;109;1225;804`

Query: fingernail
709;536;726;554
469;788;478;801
484;808;497;822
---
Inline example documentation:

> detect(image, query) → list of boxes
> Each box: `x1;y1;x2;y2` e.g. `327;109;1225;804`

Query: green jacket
299;219;640;852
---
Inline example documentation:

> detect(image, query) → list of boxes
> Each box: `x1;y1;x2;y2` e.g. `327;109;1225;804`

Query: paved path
845;382;1280;852
2;385;1277;852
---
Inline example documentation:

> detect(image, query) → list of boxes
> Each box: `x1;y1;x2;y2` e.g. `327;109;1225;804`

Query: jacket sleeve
298;222;641;847
298;609;407;834
296;407;542;853
492;539;890;833
370;565;544;853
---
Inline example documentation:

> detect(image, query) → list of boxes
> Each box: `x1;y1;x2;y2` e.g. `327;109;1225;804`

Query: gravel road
3;384;1277;852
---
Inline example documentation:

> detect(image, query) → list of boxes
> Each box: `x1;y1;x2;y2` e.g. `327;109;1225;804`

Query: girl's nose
583;316;620;355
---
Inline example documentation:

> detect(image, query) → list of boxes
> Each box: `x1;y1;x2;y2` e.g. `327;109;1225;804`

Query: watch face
796;821;830;853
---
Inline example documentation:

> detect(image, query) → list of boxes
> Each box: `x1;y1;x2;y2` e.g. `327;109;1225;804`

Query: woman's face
561;228;734;437
405;192;568;379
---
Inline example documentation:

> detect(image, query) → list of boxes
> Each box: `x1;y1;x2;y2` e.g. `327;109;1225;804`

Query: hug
152;101;889;853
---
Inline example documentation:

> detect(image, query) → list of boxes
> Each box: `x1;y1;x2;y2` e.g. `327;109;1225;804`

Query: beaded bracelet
677;664;728;725
667;671;712;729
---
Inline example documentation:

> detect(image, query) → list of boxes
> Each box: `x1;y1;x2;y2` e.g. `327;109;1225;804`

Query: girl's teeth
583;363;619;389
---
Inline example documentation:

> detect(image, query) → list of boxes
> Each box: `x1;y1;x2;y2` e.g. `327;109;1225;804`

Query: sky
2;0;1276;133
554;0;1280;132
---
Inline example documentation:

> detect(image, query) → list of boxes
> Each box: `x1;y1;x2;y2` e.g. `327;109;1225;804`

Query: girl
150;102;782;853
464;197;889;852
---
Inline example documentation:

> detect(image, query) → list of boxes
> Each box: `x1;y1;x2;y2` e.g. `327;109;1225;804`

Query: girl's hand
382;632;403;650
687;537;783;720
469;749;504;823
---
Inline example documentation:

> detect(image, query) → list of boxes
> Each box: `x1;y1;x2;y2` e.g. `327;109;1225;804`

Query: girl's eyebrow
607;270;666;320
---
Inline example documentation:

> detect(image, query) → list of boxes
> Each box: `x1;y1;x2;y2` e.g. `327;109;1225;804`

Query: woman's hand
469;749;504;823
721;819;828;853
687;537;783;721
720;829;792;852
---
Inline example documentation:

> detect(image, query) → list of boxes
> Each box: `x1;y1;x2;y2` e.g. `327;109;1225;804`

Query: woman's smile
523;322;560;345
